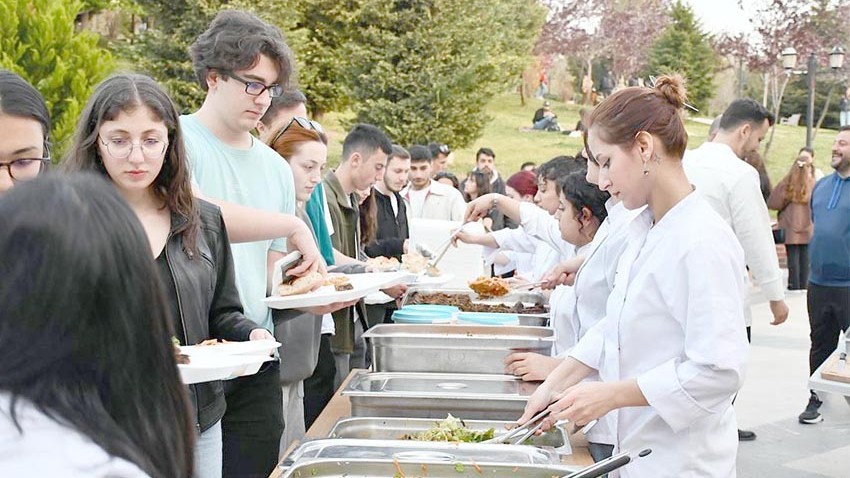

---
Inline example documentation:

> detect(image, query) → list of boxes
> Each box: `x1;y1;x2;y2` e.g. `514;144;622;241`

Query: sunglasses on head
271;116;324;145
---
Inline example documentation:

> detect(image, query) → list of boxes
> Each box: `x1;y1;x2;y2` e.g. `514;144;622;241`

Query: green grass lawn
320;92;840;186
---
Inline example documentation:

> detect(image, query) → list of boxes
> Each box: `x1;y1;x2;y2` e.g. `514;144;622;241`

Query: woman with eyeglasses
0;69;51;195
64;73;274;478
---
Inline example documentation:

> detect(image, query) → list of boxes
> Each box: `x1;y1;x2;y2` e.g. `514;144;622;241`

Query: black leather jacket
159;200;258;433
364;188;409;261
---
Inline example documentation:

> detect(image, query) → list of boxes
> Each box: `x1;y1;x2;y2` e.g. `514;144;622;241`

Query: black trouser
303;334;336;430
222;360;283;478
807;283;850;375
786;244;810;290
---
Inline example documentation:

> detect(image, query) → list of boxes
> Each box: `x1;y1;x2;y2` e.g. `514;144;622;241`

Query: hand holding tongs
483;408;597;445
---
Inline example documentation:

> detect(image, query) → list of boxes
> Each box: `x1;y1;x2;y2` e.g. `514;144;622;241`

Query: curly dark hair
560;171;610;228
190;10;294;91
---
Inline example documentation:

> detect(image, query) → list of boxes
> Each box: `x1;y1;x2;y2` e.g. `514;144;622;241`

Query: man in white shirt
683;98;789;442
402;145;466;221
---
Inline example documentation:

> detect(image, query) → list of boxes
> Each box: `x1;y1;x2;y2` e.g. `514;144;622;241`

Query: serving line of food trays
364;323;555;375
177;339;279;385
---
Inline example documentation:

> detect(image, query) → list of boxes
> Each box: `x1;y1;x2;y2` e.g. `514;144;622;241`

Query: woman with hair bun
517;75;749;477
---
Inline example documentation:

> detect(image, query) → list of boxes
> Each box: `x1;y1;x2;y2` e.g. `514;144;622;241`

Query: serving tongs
427;221;473;270
510;280;548;292
482;408;597;445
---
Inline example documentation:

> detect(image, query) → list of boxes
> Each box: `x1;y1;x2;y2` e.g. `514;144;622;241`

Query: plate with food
179;338;280;357
264;268;408;310
176;352;273;385
365;256;401;272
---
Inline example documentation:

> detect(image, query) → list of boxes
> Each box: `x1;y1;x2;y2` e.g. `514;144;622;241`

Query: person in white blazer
516;75;749;478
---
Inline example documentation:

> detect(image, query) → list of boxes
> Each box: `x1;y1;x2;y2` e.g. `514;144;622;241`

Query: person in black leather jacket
64;73;272;478
364;145;411;261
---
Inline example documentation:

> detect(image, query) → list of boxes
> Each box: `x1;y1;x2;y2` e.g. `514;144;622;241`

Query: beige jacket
401;180;466;221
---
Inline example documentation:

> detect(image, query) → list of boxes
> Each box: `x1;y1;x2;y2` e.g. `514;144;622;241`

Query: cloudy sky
687;0;753;35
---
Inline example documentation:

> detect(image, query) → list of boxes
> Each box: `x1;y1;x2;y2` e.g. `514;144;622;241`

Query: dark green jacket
322;170;367;353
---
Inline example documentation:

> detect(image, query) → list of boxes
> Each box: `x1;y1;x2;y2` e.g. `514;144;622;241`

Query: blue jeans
533;116;558;131
195;420;222;478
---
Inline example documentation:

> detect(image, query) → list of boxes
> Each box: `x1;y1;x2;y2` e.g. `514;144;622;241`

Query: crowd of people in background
2;8;850;478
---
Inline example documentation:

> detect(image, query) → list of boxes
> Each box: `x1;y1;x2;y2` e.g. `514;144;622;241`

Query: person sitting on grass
532;101;560;132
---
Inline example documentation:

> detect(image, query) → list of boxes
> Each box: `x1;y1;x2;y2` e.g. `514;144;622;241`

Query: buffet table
269;370;594;478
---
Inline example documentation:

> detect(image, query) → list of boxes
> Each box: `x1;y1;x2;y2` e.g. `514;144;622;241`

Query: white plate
180;339;280;357
178;354;273;385
406;272;455;287
263;272;408;310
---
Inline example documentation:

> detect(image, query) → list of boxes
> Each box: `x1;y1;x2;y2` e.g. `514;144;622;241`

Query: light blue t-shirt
180;114;296;331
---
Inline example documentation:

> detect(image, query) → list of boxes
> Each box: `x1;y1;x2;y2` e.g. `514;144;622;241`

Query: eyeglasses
270;116;325;145
0;157;50;182
223;70;283;98
99;136;168;160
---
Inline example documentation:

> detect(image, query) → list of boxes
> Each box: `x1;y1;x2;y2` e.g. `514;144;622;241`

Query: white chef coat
519;202;576;261
683;142;785;326
547;242;591;356
570;192;749;478
555;200;642;446
488;225;562;281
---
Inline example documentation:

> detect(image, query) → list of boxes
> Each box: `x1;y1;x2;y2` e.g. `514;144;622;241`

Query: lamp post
781;46;845;149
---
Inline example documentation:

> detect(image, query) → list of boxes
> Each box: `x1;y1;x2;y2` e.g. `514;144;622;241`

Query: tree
345;0;546;148
122;0;221;113
535;0;667;98
718;0;849;158
0;0;115;156
644;1;717;111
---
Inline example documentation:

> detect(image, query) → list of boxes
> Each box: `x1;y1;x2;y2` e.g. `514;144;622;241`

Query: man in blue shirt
800;127;850;425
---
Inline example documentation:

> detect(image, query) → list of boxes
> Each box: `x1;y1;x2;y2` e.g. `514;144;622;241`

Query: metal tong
483;408;551;445
427;221;472;269
482;408;597;446
510;280;548;291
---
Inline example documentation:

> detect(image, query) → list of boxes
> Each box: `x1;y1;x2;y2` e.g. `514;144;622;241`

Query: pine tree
644;0;717;111
346;0;546;147
0;0;115;156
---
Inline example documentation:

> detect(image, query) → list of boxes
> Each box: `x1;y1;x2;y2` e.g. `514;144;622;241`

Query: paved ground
736;287;850;477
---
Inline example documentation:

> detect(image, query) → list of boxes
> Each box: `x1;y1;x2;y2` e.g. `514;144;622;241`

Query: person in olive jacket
64;73;273;478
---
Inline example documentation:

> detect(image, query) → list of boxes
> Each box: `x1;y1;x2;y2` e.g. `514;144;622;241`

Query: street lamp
782;45;846;149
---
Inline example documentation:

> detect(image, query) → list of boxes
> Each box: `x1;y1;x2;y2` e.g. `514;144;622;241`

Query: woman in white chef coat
517;75;749;478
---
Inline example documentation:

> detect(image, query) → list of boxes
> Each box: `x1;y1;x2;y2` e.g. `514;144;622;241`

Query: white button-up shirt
683;142;785;325
571;193;749;478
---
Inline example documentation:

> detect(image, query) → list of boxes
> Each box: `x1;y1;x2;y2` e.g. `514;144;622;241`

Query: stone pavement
735;287;850;477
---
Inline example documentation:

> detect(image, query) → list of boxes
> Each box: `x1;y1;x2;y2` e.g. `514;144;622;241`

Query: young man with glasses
179;10;312;478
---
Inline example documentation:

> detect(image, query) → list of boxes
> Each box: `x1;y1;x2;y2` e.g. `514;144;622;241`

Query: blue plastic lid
456;312;519;326
400;304;459;313
392;313;453;324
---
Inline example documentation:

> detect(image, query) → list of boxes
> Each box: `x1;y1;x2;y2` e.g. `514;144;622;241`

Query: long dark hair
0;173;194;477
0;69;51;156
464;170;491;201
63;73;199;257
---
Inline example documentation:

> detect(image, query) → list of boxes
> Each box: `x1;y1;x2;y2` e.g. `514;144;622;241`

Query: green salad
401;415;495;443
